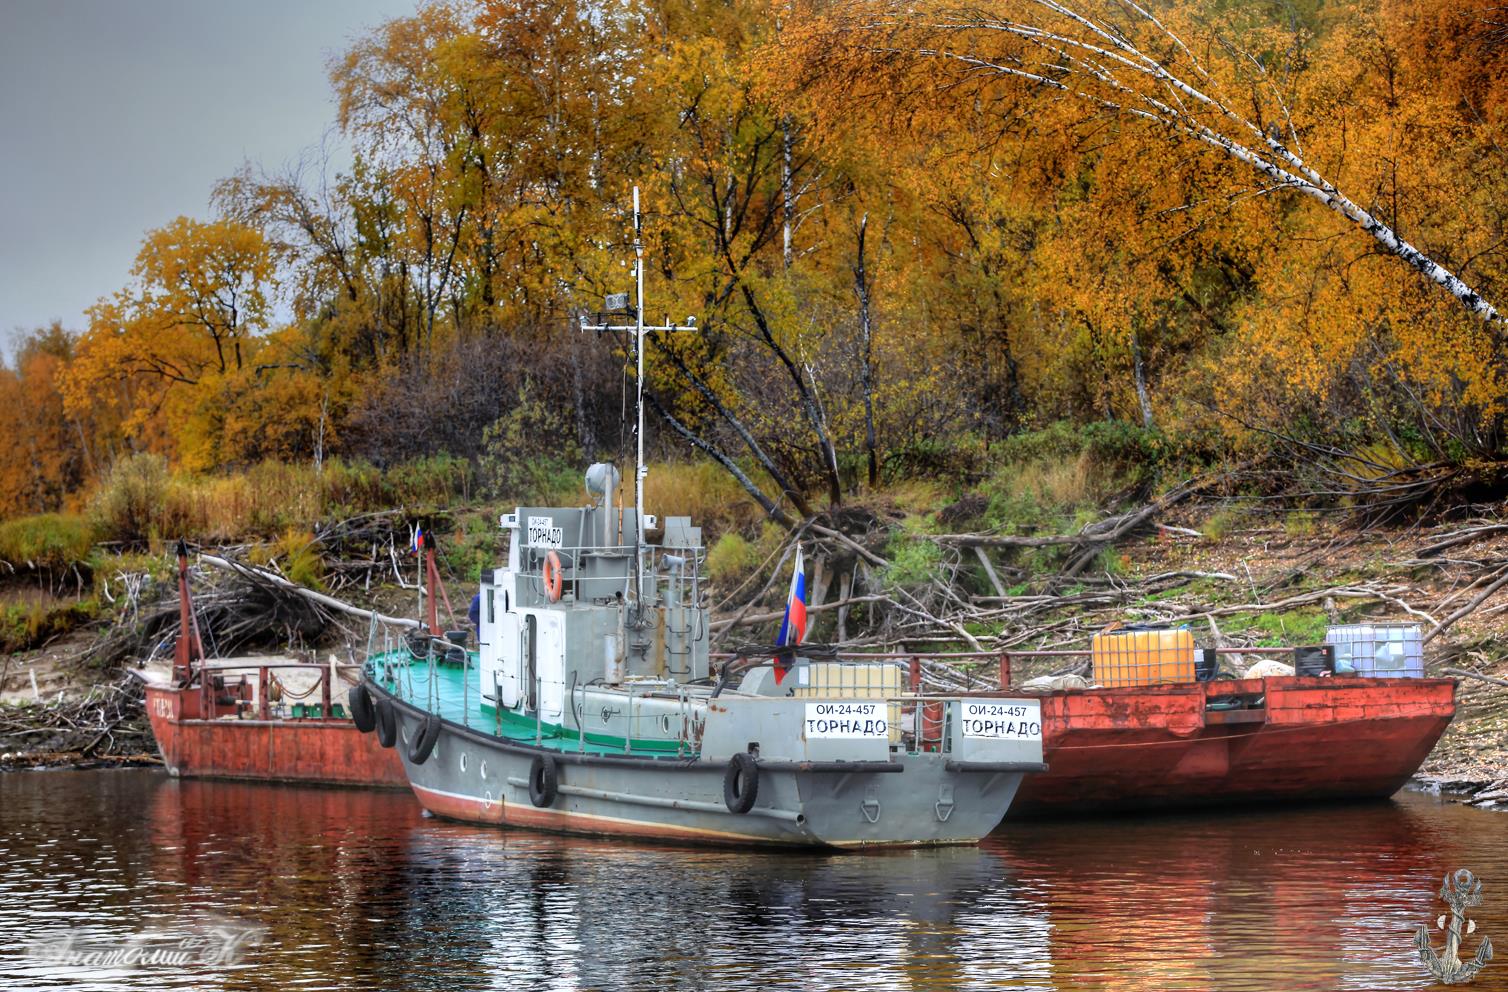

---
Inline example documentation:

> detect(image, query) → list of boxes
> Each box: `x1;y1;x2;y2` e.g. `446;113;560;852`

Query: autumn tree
0;325;92;514
62;216;276;467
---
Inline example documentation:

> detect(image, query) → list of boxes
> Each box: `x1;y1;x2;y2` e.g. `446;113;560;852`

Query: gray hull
377;687;1026;848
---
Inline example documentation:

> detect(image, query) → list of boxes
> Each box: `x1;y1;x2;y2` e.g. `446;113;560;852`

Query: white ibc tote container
1324;623;1424;678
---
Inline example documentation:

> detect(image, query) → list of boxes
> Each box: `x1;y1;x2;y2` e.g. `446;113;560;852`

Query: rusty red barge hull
1008;675;1456;817
144;684;408;789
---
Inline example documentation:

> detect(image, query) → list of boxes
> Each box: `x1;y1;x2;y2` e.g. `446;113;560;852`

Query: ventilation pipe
585;463;621;549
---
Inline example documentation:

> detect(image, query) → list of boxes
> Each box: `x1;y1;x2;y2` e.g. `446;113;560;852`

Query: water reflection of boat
993;796;1465;991
391;827;1054;990
12;769;1501;992
143;775;425;982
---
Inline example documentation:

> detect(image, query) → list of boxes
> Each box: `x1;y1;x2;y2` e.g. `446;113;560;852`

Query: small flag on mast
412;524;425;553
773;546;807;684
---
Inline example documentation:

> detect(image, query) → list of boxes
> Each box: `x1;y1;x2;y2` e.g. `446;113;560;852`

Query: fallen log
1443;667;1508;689
711;594;890;631
1416;523;1508;558
1425;568;1508;644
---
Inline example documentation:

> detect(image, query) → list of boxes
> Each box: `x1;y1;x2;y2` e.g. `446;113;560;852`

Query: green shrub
884;521;943;589
706;533;759;585
265;529;325;590
1201;503;1253;542
384;453;474;508
0;597;98;653
1237;608;1330;647
998;420;1164;469
444;511;501;584
0;513;97;569
1284;510;1319;538
480;381;582;505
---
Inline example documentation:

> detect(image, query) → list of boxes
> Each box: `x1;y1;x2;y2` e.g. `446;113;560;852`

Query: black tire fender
407;713;441;765
375;696;398;749
528;754;559;808
723;752;758;814
349;683;376;733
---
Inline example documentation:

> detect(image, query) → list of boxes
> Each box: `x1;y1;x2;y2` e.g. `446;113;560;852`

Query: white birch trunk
782;118;795;270
1130;329;1154;430
900;2;1505;332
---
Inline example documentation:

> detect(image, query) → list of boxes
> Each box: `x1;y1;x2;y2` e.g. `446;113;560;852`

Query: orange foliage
12;0;1508;521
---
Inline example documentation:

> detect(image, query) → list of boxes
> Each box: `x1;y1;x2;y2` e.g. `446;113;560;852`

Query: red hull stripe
407;782;789;842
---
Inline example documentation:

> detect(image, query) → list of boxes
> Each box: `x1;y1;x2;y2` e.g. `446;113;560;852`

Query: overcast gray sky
0;0;416;346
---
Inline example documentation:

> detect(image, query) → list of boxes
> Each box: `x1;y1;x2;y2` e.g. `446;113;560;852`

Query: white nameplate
804;701;888;739
961;700;1042;740
527;515;564;548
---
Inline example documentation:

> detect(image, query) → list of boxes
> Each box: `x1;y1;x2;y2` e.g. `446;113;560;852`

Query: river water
1;770;1505;991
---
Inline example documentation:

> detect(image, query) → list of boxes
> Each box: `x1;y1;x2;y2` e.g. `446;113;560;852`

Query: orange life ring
542;550;563;603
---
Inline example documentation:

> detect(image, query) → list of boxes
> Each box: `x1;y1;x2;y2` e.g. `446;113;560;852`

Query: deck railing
192;660;365;721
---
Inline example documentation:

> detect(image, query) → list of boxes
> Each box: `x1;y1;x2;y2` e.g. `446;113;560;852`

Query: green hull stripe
369;650;694;758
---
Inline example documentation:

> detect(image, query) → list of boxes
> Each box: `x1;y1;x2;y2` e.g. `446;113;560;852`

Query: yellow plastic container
1092;627;1196;687
794;662;903;742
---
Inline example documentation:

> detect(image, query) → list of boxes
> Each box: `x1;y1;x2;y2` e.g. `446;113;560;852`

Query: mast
633;187;646;605
581;185;700;615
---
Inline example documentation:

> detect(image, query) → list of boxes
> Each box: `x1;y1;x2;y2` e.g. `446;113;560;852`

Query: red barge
140;660;408;788
819;644;1455;818
1008;671;1456;816
135;542;407;789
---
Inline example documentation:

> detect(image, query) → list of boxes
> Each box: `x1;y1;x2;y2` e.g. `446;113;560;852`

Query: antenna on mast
579;186;700;610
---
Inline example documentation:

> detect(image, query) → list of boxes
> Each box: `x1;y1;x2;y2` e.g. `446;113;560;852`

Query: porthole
400;726;410;746
659;714;673;734
459;751;468;773
480;760;489;781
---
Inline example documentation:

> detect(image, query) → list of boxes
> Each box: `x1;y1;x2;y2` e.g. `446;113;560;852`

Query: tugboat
354;190;1047;847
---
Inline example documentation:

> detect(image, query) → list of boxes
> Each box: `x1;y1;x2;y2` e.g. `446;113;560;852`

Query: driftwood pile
0;674;153;767
0;553;401;766
313;509;444;594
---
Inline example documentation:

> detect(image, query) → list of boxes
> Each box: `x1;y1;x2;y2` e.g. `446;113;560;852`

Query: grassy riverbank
0;430;1504;799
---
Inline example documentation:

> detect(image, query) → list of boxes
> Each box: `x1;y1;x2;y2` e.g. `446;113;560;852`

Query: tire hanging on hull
529;754;559;807
349;683;376;733
723;752;758;814
375;697;397;748
408;713;441;764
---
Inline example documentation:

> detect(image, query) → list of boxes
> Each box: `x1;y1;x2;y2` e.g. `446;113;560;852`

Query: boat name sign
961;700;1042;740
527;516;564;548
805;702;887;739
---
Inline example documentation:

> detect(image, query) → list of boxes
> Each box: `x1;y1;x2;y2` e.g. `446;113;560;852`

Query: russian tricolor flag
775;545;807;676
